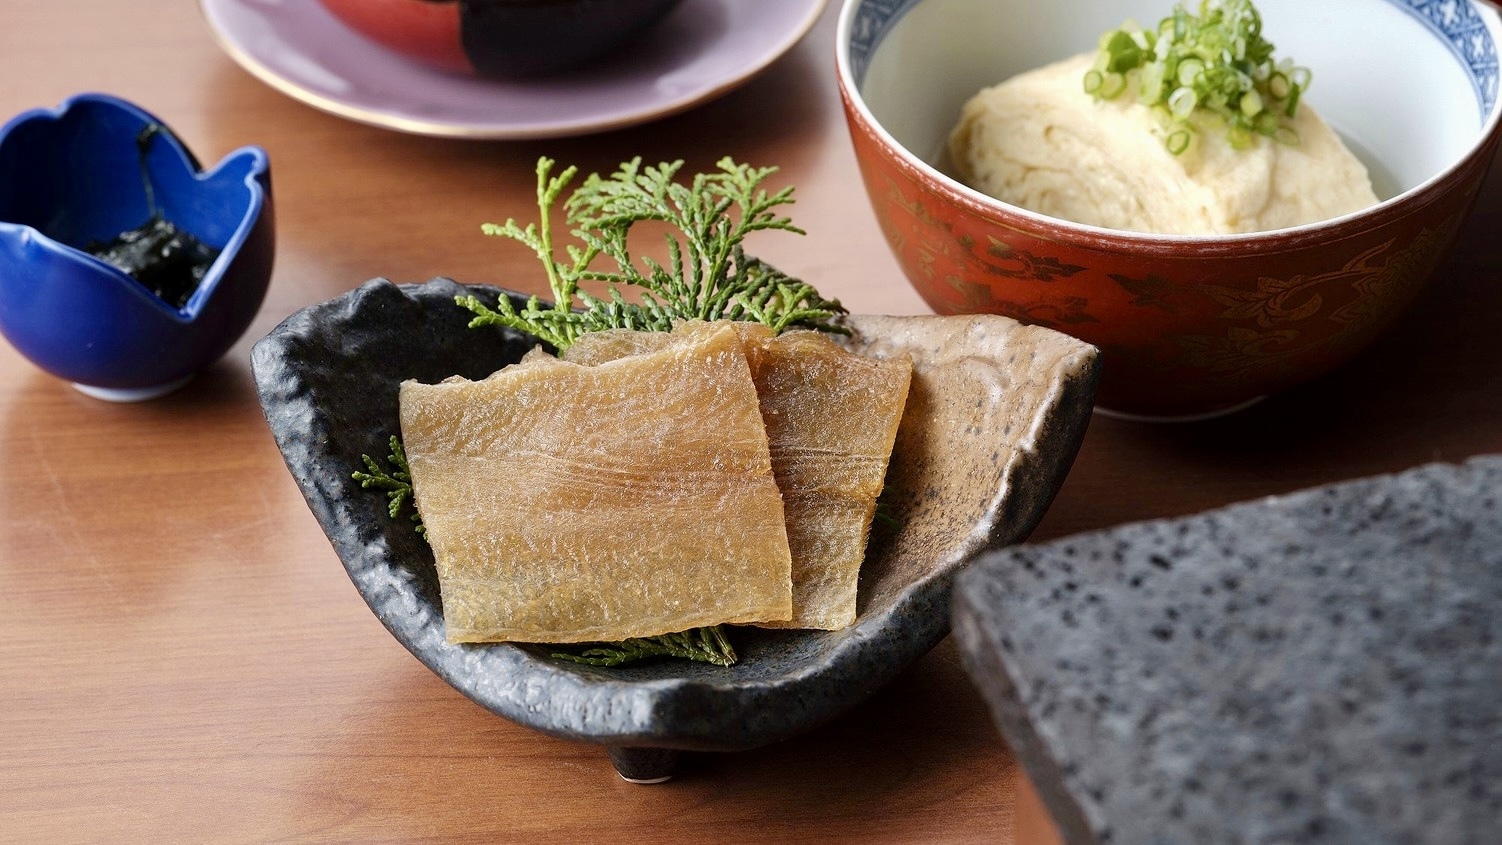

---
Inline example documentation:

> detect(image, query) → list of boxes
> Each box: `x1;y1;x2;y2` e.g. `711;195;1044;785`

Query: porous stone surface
251;278;1100;778
953;456;1502;845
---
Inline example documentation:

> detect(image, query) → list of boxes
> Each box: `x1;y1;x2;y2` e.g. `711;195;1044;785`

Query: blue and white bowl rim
843;0;1501;120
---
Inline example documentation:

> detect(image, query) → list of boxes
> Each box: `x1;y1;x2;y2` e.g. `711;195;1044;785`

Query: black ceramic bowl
251;278;1099;781
317;0;684;78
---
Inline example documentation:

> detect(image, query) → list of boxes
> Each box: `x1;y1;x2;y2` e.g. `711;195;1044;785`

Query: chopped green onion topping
1086;0;1310;154
1083;69;1129;99
1168;86;1197;120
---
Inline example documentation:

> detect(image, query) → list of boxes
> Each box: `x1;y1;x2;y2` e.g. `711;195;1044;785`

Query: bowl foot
608;747;679;784
1093;395;1266;424
72;375;195;403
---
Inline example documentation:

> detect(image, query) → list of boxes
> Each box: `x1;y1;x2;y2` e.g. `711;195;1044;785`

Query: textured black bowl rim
251;278;1098;754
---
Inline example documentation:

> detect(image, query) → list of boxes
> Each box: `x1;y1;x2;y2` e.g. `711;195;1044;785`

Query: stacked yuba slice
399;320;912;644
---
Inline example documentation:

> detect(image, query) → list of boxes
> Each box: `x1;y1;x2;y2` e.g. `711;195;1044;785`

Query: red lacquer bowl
836;0;1502;418
318;0;682;79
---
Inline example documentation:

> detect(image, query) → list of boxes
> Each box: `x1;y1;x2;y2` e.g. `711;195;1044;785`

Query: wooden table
3;3;1499;842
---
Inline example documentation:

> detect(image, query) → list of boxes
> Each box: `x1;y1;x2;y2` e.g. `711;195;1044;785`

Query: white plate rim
198;0;829;139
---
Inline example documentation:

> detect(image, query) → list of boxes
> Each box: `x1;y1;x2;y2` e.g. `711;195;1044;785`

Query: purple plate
198;0;828;139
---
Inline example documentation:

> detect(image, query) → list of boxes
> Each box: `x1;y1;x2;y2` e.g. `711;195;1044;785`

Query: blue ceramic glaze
0;93;273;399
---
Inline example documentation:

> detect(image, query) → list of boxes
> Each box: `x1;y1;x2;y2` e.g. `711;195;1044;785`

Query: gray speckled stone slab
251;278;1099;780
953;456;1502;845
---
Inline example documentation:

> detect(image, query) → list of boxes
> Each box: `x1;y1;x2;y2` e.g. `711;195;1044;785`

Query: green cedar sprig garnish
352;436;426;538
549;625;739;667
455;156;847;349
1083;0;1310;154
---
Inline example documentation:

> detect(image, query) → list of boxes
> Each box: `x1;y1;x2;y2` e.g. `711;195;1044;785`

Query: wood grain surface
1;2;1499;842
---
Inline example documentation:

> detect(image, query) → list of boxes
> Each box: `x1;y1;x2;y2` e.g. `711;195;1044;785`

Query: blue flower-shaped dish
0;93;273;401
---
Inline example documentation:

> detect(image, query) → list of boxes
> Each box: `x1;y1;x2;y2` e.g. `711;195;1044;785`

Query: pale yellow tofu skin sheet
745;330;910;630
566;322;912;630
399;322;793;644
